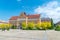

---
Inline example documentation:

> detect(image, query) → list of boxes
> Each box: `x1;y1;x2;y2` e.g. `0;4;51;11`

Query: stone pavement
0;29;60;40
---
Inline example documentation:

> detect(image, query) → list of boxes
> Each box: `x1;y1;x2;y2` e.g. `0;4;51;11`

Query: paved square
0;29;60;40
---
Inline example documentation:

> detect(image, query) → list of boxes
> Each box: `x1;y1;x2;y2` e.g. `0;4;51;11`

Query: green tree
51;18;54;29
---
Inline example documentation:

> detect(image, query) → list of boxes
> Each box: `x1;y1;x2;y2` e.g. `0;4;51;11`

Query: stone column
26;17;28;27
17;19;19;29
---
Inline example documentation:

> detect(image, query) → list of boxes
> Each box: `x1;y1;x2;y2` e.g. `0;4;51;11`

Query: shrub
11;25;17;29
55;25;60;31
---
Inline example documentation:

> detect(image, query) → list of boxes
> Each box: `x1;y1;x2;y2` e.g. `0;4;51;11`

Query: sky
0;0;60;23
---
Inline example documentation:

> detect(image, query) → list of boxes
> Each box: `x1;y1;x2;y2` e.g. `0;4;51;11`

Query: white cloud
34;1;60;23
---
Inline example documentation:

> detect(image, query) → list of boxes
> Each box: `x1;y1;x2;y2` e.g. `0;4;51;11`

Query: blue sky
0;0;60;23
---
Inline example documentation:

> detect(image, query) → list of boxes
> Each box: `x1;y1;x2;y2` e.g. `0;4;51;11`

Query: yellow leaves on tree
36;22;41;29
22;22;26;29
28;22;35;28
0;23;12;29
22;21;52;30
41;22;51;29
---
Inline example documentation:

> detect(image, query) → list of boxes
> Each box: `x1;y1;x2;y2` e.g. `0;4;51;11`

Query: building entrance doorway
17;23;22;29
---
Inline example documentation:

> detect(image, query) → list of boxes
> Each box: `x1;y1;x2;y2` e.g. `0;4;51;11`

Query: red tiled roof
27;14;40;19
9;16;19;20
9;14;40;20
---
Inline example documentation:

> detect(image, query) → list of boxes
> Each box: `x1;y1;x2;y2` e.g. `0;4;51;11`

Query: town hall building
9;12;41;28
